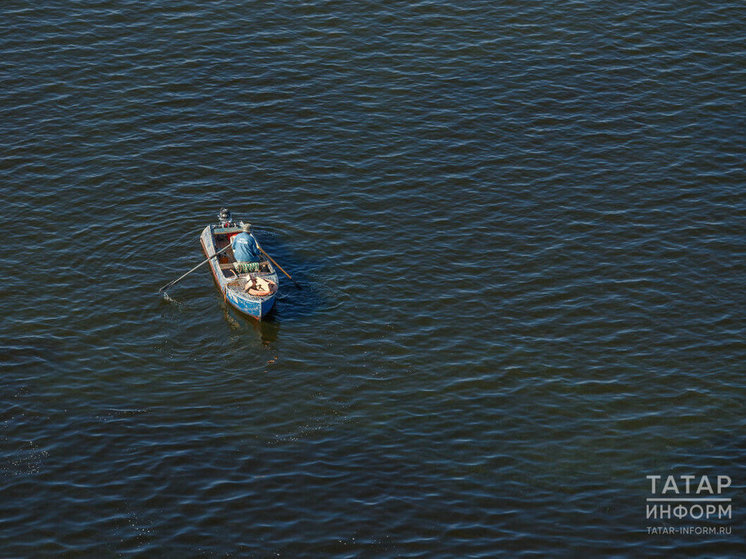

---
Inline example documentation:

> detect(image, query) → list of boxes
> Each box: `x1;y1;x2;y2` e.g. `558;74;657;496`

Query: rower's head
241;223;252;233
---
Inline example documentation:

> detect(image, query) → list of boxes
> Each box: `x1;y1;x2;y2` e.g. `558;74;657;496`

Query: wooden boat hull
200;225;279;319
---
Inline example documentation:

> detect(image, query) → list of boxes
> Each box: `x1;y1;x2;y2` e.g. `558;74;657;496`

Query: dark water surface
2;1;745;556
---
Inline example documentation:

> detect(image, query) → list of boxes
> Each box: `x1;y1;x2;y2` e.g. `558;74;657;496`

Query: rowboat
200;221;279;319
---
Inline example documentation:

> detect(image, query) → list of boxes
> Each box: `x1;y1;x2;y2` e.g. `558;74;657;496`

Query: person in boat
231;223;263;273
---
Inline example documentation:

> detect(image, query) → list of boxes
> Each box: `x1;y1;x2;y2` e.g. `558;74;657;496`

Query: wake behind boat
200;210;279;319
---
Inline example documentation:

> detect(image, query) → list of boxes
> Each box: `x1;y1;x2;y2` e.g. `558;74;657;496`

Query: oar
257;246;302;289
159;243;233;293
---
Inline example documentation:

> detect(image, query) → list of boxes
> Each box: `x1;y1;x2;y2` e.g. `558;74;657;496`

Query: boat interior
212;227;277;295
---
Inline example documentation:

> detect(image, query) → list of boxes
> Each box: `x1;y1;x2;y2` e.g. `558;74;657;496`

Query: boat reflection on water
220;298;280;346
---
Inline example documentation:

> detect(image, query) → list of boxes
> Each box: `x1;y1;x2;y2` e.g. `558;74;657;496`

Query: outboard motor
217;208;233;227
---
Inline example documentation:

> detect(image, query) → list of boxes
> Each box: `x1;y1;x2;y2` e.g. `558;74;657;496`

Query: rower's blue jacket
232;232;261;262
